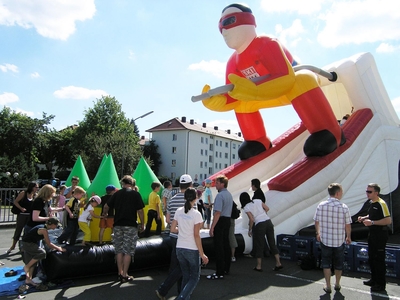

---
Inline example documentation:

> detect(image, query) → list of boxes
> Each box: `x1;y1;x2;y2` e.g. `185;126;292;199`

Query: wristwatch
371;220;375;225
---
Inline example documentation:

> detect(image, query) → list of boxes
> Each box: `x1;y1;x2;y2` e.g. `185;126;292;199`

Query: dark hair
328;183;342;196
222;3;252;13
184;188;197;213
251;178;261;189
368;183;381;193
26;181;38;194
151;182;161;190
239;192;252;209
180;182;192;190
163;181;171;188
121;175;135;186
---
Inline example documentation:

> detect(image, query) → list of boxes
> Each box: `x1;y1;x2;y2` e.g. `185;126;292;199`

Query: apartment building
146;116;243;185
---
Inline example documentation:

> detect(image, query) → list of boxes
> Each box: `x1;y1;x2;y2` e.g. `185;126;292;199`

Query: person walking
156;174;193;300
171;187;209;299
314;183;352;294
358;183;392;292
207;175;233;280
103;175;145;283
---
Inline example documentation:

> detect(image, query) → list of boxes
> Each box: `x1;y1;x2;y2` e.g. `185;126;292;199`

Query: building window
209;144;213;151
172;134;177;141
225;153;228;159
200;161;203;168
219;163;222;169
205;162;207;167
216;139;219;146
232;154;236;159
200;174;203;180
172;160;176;167
171;172;176;180
224;164;228;168
200;149;204;155
233;143;236;149
220;141;222;146
201;137;204;143
206;138;208;144
215;163;218;168
219;152;222;158
172;147;177;154
208;167;212;174
215;151;218;157
209;156;212;163
225;142;228;148
205;150;208;155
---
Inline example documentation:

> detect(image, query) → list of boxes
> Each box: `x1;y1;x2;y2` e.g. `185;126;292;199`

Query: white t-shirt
78;204;94;223
175;206;203;250
243;199;270;225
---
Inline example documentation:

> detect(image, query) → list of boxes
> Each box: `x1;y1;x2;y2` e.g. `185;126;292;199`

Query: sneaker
231;257;236;262
155;289;166;300
363;279;375;286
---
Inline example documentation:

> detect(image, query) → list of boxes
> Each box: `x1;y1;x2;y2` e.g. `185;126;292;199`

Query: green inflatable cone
86;153;121;198
65;155;91;190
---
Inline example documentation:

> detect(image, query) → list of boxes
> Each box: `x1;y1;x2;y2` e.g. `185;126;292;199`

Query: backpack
231;201;240;219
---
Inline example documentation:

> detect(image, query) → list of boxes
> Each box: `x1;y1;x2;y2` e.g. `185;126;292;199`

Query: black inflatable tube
42;233;245;281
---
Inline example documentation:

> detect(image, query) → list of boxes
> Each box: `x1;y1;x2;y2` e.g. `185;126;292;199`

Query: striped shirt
313;197;351;247
167;192;185;238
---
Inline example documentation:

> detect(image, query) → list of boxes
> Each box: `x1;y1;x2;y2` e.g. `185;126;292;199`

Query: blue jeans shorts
320;242;344;270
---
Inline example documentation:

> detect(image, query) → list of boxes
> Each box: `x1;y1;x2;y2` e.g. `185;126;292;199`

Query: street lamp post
121;111;154;177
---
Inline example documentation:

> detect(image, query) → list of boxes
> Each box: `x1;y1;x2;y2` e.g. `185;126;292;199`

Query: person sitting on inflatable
201;3;345;160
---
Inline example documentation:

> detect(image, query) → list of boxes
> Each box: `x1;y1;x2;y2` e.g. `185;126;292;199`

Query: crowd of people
6;173;392;298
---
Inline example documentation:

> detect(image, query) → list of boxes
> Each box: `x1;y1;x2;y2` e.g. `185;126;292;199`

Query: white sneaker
231;257;236;262
32;277;42;284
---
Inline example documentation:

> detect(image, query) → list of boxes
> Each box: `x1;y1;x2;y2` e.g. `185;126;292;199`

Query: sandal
323;286;332;294
206;273;224;280
35;283;49;291
273;265;283;271
120;275;134;283
5;269;18;277
253;267;263;272
334;284;341;291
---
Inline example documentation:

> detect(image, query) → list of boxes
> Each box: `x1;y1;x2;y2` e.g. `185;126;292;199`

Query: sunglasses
365;190;374;194
218;12;256;33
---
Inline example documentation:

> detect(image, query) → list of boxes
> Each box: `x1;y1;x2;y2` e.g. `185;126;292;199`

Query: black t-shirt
23;224;46;244
368;198;391;232
107;188;144;227
252;188;266;203
101;194;114;217
26;197;48;228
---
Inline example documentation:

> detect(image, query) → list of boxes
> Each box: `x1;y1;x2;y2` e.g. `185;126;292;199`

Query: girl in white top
240;192;282;272
78;196;103;246
171;187;209;299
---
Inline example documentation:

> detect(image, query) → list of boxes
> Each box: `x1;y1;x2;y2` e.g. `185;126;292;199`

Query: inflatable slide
208;52;400;238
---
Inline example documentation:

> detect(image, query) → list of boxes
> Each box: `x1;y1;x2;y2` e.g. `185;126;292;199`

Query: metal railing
0;188;24;223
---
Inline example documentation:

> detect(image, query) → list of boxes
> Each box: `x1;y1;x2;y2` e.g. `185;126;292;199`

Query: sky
1;0;399;140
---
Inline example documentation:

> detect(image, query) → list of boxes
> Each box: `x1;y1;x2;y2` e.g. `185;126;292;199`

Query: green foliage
142;140;162;175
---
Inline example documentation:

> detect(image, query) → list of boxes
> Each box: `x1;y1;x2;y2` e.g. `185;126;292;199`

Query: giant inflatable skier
199;3;345;160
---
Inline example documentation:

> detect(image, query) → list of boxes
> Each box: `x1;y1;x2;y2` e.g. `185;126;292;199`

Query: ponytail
184;188;197;214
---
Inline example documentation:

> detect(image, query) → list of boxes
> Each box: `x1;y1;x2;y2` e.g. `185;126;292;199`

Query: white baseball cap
180;174;193;184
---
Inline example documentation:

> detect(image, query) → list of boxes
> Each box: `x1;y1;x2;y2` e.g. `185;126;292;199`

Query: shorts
320;242;344;270
99;217;114;229
23;242;46;263
113;226;139;257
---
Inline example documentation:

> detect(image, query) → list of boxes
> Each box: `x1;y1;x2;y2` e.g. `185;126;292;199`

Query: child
55;185;67;227
57;186;85;245
161;181;172;228
78;195;103;246
20;217;66;293
144;182;162;237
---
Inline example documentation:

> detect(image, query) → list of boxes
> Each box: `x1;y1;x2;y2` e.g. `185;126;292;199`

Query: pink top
58;195;66;208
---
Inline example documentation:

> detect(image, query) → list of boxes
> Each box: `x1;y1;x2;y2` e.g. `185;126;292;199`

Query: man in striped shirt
314;183;352;294
156;174;193;300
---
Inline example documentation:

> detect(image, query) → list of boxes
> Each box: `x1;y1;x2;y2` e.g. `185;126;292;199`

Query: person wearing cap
203;179;213;229
20;217;66;293
99;185;118;244
155;174;193;300
103;175;145;283
78;196;103;246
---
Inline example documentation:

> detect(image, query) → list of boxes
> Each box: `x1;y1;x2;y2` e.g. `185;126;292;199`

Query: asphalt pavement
0;227;399;300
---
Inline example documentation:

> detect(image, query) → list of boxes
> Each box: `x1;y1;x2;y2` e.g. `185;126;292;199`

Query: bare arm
40;229;66;252
246;211;255;237
171;219;178;234
315;221;321;242
363;216;392;226
194;222;209;265
32;210;49;222
89;210;102;219
345;223;351;244
261;202;270;213
13;191;26;212
209;211;221;237
137;209;145;232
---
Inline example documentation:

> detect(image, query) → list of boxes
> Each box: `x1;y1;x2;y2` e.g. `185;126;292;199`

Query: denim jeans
158;236;182;296
175;248;200;300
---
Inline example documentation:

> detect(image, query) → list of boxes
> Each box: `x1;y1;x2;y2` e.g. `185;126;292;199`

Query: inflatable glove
201;84;239;112
228;74;265;101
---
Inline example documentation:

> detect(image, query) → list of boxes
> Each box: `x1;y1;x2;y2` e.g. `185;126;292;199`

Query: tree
73;96;142;178
0;107;54;186
142;140;162;175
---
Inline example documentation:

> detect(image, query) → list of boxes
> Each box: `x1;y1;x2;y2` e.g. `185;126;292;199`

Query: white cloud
275;19;305;47
128;50;136;61
0;63;18;73
30;72;40;78
14;108;34;117
0;92;19;105
53;86;107;99
0;0;96;40
376;43;400;53
188;60;226;78
318;0;400;48
260;0;323;14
